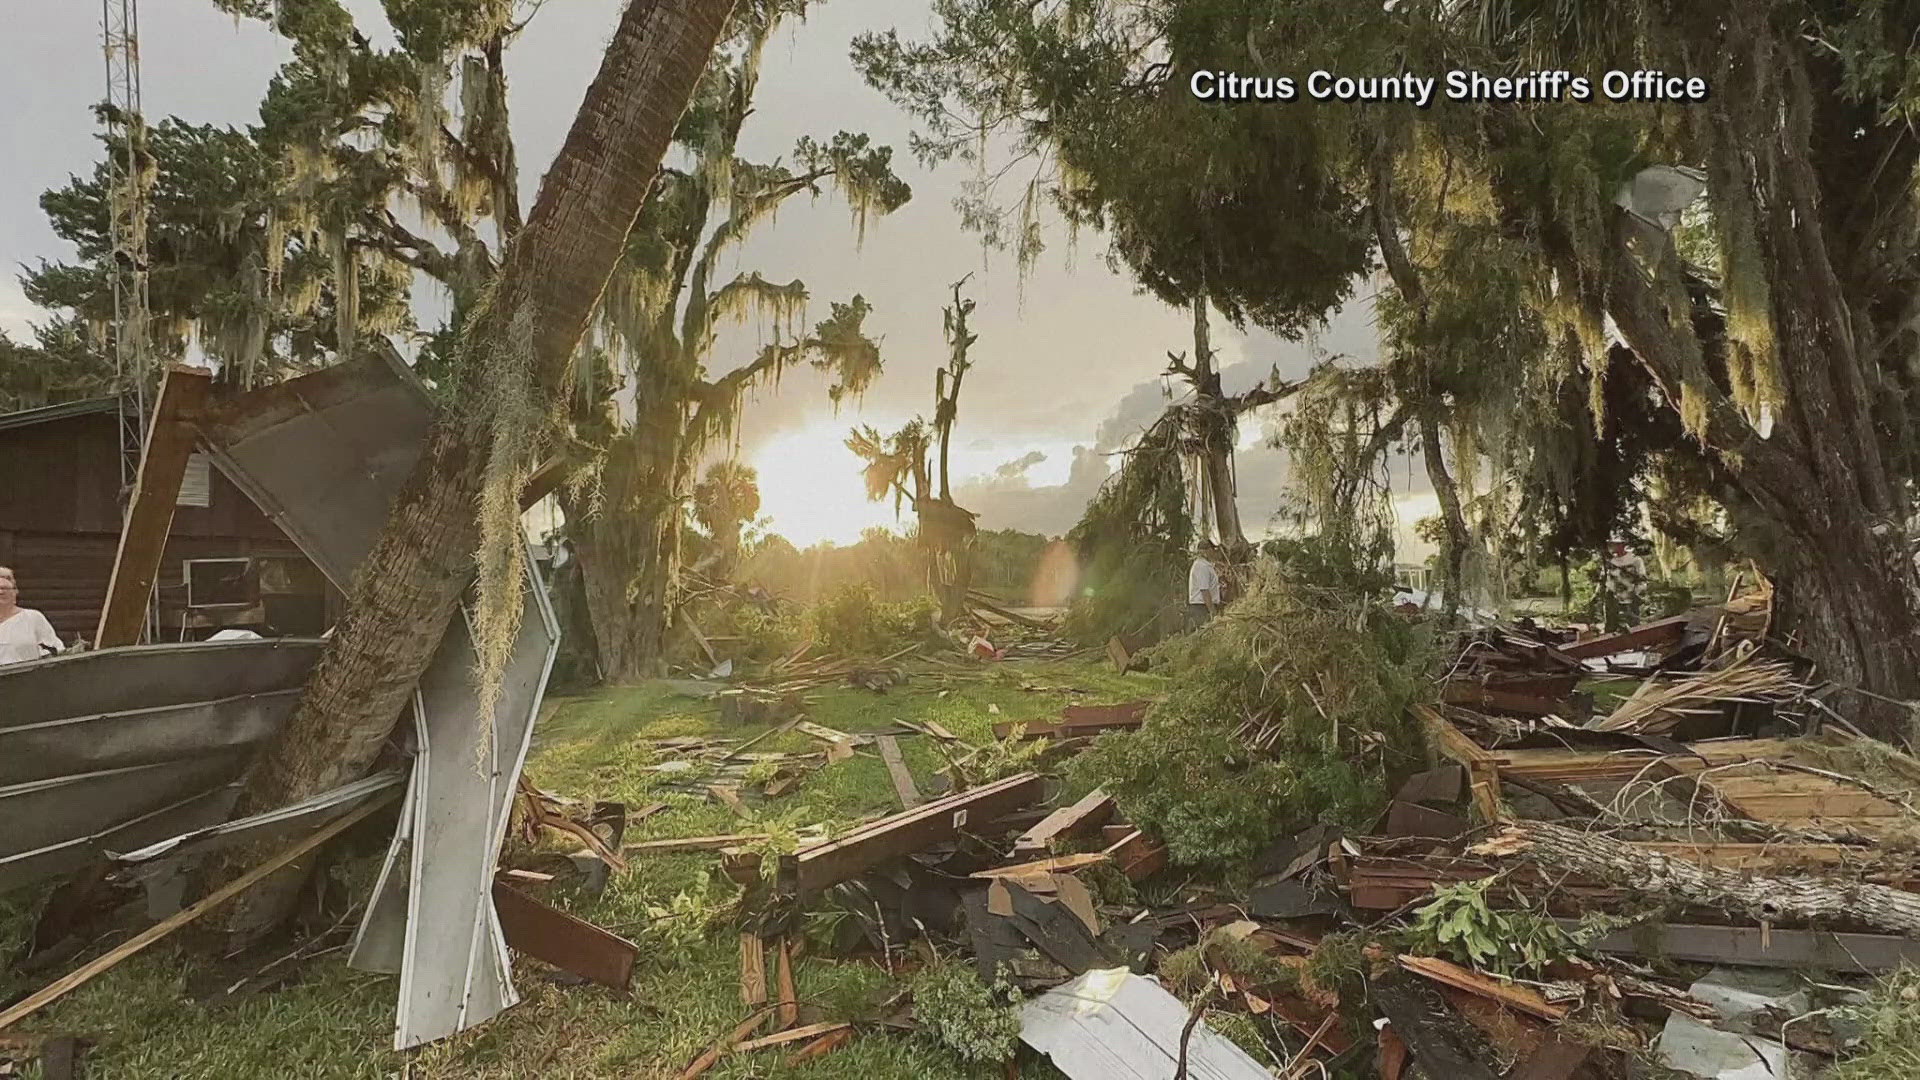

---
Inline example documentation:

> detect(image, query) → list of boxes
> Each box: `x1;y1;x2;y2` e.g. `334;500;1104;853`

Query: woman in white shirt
0;566;63;665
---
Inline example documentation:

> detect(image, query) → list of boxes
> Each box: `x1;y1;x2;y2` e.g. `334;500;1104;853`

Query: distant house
0;396;338;644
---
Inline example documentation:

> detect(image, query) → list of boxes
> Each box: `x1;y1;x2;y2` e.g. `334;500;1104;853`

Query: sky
0;0;1434;556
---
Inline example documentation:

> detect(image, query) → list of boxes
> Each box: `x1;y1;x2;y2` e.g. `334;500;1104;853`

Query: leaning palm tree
214;0;739;934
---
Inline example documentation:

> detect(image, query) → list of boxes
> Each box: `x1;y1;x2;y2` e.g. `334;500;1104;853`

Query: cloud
993;450;1047;479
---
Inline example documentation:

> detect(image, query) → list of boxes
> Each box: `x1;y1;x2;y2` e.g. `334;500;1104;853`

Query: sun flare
749;424;906;548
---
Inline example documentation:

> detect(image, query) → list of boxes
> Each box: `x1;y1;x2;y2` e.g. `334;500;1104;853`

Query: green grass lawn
2;657;1159;1078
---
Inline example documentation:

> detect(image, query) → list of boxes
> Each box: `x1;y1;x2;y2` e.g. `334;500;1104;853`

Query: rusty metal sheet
492;881;637;992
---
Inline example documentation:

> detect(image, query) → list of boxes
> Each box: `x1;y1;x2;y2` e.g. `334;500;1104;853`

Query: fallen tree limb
1480;820;1920;936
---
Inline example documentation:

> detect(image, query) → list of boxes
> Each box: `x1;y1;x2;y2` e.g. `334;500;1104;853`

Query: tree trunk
211;0;737;938
1495;820;1920;936
1419;409;1470;620
1189;294;1246;549
1603;215;1920;744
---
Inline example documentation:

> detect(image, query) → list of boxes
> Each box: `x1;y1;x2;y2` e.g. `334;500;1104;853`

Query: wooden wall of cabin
0;411;338;644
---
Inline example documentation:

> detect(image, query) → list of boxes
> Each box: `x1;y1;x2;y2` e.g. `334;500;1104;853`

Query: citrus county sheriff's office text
1189;69;1708;106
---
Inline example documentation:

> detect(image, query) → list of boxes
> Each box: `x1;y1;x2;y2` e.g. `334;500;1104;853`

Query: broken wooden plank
1101;828;1167;882
0;794;390;1030
776;937;798;1028
796;720;861;746
1440;681;1570;717
994;701;1149;740
1014;789;1118;856
740;933;768;1006
1561;615;1690;659
95;367;214;647
673;1008;774;1080
784;772;1046;894
785;1024;857;1063
623;833;769;855
1569;921;1920;972
708;784;750;817
1396;955;1566;1022
876;735;922;809
492;881;638;992
972;853;1110;879
737;1021;852;1053
1412;704;1502;822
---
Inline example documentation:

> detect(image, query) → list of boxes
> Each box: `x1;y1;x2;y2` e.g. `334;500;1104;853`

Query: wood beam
95;367;213;647
782;772;1045;894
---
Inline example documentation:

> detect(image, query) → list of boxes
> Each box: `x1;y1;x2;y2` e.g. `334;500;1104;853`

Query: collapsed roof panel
0;637;325;893
197;353;434;589
0;638;325;728
198;350;560;1049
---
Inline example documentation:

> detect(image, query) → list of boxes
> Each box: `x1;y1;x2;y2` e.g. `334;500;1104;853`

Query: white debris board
1020;968;1272;1080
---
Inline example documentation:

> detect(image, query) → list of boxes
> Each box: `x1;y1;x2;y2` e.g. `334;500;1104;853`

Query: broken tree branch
1482;820;1920;936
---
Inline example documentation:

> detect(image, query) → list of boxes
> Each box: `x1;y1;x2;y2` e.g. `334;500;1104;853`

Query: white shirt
0;608;62;665
1188;557;1221;606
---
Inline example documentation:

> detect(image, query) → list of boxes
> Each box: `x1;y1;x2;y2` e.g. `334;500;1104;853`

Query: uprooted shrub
1829;966;1920;1079
909;959;1022;1064
1069;565;1432;871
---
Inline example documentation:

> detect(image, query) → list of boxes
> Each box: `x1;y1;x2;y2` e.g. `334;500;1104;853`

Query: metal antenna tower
103;0;157;642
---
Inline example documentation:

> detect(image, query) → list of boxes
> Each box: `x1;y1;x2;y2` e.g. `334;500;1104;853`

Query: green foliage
1159;928;1295;1000
1071;567;1432;869
1061;537;1186;647
0;319;115;413
908;961;1021;1064
808;583;940;658
952;729;1050;786
1403;878;1580;978
1830;966;1920;1080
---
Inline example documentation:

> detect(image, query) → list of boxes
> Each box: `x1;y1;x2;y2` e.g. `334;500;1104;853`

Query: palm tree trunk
212;0;737;938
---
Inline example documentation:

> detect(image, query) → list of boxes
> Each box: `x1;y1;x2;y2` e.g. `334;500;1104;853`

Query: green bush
910;961;1021;1064
1070;566;1432;871
808;583;939;657
1830;967;1920;1080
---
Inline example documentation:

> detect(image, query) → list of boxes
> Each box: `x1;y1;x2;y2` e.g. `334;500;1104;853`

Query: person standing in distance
0;566;63;665
1187;540;1223;629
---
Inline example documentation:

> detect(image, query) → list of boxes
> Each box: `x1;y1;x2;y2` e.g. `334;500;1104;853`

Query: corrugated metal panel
360;551;559;1049
0;637;323;894
0;690;298;785
0;638;325;729
176;454;211;508
202;352;556;1048
198;354;433;589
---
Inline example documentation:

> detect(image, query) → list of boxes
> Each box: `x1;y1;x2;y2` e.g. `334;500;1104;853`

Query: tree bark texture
1189;295;1246;548
213;0;737;935
1418;409;1470;620
1566;28;1920;743
1502;820;1920;937
1371;159;1469;617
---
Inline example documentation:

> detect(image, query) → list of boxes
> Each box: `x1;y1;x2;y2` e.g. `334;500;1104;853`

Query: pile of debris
608;599;1920;1078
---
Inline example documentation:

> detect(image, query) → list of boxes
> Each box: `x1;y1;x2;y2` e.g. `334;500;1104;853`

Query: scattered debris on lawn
633;587;1920;1080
